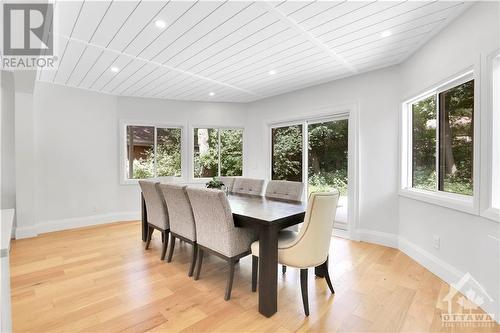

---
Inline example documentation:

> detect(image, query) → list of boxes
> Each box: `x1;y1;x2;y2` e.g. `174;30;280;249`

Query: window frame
400;70;480;214
481;50;500;222
190;125;245;182
119;120;185;185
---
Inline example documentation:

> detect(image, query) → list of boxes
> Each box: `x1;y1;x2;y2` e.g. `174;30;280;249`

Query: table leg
141;194;147;242
258;224;279;317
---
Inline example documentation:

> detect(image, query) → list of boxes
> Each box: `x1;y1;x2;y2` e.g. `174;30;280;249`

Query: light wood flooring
10;221;499;332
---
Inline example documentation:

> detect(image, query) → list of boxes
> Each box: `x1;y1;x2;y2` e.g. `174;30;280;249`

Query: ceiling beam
259;1;357;74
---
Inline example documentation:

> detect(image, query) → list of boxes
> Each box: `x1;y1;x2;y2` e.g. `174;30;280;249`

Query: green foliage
271;125;302;181
205;177;224;189
156;128;181;177
308;170;348;196
220;129;243;176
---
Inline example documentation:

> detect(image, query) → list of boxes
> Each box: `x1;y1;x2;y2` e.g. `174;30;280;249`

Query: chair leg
300;269;309;316
194;248;204;281
188;243;197;277
225;260;236;301
282;265;287;274
145;225;153;250
160;231;169;260
167;235;176;262
324;263;335;294
251;255;258;292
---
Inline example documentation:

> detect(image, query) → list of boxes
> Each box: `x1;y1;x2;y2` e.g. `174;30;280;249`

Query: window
404;75;475;197
125;125;181;179
271;124;303;181
193;128;243;178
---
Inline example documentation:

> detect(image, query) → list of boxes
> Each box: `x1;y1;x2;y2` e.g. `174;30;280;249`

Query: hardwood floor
10;221;498;332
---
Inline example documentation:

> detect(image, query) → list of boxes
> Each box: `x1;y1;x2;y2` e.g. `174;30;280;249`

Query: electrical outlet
433;235;440;249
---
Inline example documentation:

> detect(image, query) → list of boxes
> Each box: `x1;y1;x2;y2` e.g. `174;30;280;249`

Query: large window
126;125;181;179
193;128;243;178
271;125;303;181
405;76;475;197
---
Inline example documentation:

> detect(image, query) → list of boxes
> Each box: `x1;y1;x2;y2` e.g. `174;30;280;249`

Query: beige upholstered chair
139;180;170;260
251;191;340;316
187;187;255;300
219;177;235;192
265;180;304;201
232;178;264;196
160;184;197;276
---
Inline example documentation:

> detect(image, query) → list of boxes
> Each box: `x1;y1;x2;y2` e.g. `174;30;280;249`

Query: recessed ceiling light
209;92;215;96
268;70;277;75
110;66;119;73
380;30;392;38
155;19;166;29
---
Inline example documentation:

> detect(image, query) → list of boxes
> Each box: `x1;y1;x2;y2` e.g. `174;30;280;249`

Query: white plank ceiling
38;0;471;103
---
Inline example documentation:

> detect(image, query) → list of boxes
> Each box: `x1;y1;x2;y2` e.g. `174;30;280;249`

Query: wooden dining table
141;192;324;317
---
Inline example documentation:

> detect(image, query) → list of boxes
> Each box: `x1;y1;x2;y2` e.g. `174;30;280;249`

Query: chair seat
251;230;297;256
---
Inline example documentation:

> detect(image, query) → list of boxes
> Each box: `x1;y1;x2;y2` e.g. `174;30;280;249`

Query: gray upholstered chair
160;184;197;276
219;177;235;192
265;180;304;201
232;178;264;196
186;187;255;300
139;180;169;260
251;191;340;316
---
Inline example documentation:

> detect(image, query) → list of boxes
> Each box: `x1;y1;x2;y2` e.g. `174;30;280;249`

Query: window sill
399;188;477;215
481;207;500;223
120;177;185;186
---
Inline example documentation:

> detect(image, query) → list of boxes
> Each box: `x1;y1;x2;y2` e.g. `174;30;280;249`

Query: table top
228;193;306;226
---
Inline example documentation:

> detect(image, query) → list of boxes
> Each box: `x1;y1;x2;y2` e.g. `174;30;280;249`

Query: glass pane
126;125;154;179
308;120;348;195
156;128;181;177
308;119;349;229
271;125;303;182
220;129;243;176
439;80;474;196
412;95;437;191
193;128;219;178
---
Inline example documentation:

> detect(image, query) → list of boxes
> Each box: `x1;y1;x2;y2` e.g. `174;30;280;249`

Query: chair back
281;191;339;267
160;184;196;241
219;177;235;192
232;178;264;196
139;180;169;230
265;180;304;201
187;187;250;257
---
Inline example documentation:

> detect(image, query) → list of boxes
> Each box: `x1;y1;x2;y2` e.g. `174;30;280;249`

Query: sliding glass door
271;117;349;230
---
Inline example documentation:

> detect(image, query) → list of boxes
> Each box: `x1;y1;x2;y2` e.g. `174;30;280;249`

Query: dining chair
186;187;256;300
160;184;197;276
139;180;170;260
219;176;235;192
232;178;264;196
265;180;304;201
250;191;340;316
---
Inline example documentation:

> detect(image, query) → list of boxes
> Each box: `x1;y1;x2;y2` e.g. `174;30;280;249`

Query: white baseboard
356;228;399;248
15;211;140;239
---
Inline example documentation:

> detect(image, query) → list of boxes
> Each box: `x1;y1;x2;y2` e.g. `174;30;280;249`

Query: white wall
1;71;15;210
398;2;500;319
246;66;401;238
23;82;247;235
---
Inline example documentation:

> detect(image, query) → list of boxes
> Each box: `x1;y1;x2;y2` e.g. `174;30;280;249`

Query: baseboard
15;211;140;239
356;228;399;248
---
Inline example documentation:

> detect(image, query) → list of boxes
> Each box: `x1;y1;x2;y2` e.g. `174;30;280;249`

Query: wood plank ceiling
38;1;471;103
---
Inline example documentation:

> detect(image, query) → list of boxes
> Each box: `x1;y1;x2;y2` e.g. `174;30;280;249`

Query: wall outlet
433;235;440;249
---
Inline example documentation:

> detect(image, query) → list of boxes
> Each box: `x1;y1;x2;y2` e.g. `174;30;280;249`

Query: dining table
141;192;326;317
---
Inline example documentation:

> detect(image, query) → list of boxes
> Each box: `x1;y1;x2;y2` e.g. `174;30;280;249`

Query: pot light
110;66;119;73
268;69;277;75
380;30;392;38
209;92;215;97
155;19;166;29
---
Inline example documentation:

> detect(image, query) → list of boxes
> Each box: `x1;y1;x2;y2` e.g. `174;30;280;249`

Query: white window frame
400;69;480;215
119;120;185;185
480;50;500;222
266;103;359;240
190;125;245;182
